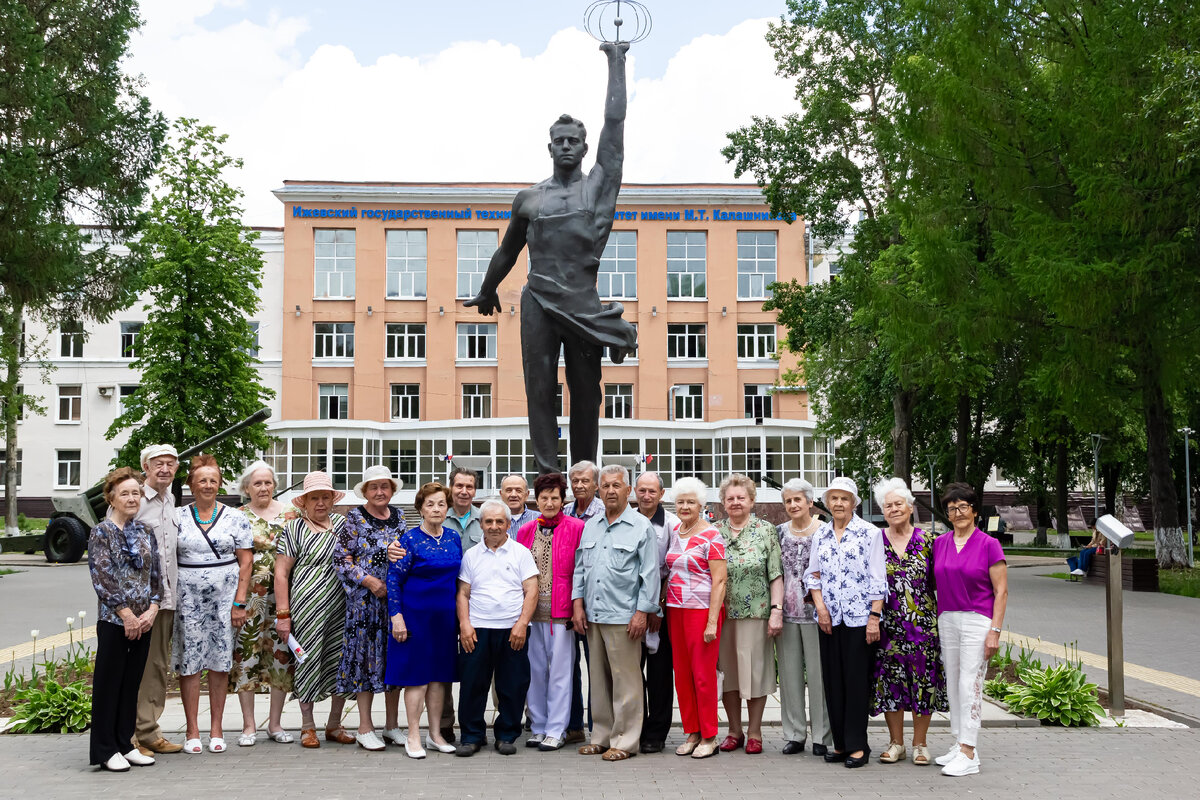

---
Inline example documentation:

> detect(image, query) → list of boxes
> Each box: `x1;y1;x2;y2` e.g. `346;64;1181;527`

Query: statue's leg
522;289;565;474
563;331;602;467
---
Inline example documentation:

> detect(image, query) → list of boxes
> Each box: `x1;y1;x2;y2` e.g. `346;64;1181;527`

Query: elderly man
572;466;660;761
633;471;679;754
500;474;538;536
455;500;539;757
129;444;183;756
562;459;603;742
444;466;484;550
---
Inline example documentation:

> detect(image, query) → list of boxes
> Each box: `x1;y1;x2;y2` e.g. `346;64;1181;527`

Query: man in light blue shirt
571;465;660;761
500;474;538;536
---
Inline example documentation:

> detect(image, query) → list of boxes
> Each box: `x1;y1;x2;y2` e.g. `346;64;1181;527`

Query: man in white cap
131;444;183;755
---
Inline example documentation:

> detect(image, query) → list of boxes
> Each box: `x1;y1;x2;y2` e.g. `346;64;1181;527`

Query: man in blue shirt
500;474;538;536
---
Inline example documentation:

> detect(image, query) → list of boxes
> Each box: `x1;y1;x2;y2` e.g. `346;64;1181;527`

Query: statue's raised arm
592;41;628;220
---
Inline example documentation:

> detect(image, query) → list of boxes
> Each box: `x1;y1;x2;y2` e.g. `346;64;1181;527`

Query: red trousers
667;606;724;738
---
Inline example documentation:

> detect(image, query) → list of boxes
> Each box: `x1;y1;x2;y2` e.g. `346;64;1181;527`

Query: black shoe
455;742;481;758
441;728;456;744
639;741;664;754
812;743;828;757
782;740;806;755
495;740;517;756
844;749;871;768
824;749;848;763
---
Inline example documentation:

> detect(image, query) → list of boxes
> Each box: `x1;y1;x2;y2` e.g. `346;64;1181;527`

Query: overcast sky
128;1;799;225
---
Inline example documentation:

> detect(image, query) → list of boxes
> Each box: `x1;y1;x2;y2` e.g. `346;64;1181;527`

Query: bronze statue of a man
466;42;637;475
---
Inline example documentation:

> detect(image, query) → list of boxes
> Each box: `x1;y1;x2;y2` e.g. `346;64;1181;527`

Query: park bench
1083;554;1159;592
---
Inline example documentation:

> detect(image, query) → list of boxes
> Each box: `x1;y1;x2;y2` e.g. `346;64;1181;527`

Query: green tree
107;119;273;472
0;0;165;532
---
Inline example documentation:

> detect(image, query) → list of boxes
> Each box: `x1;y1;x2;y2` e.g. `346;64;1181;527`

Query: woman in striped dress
274;472;354;749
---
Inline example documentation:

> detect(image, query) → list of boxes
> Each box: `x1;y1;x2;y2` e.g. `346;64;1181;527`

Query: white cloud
128;9;797;225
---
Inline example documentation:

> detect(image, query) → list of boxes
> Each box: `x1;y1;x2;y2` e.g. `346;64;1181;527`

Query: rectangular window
457;323;497;360
457;230;498;299
737;323;777;359
314;229;356;298
247;322;260;358
318;383;349;419
604;384;634;419
56;449;81;488
119;322;143;358
390;384;420;420
60;321;84;358
118;384;139;417
5;384;24;422
386;229;428;298
0;449;21;487
667;323;707;360
314;322;355;359
462;383;492;419
673;384;704;421
385;323;426;360
57;385;82;422
666;231;706;298
598;231;637;298
744;384;773;419
737;230;777;299
556;383;565;417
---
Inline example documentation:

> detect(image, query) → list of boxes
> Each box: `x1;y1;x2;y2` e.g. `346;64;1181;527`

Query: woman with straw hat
274;471;354;749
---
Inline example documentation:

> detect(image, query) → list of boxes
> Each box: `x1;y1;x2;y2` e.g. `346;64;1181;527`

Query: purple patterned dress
870;527;948;715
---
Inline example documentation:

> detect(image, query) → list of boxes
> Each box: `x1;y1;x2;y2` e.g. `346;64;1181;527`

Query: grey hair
635;471;664;490
671;477;707;504
782;477;815;503
568;460;600;482
238;460;276;499
599;464;629;485
873;477;915;509
500;473;528;489
478;498;511;521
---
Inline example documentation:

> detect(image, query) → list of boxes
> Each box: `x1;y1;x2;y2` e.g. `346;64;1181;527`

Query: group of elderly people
89;450;1007;778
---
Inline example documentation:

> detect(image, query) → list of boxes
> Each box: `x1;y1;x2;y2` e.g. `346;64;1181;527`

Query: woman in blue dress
386;482;462;759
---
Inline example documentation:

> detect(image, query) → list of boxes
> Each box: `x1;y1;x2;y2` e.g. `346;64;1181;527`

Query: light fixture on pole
1091;434;1106;526
1182;426;1195;568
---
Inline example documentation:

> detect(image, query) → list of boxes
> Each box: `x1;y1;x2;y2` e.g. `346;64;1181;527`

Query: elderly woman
515;471;585;752
274;471;353;749
664;477;727;759
334;466;405;751
231;460;298;746
714;474;782;755
386;482;463;759
776;478;832;757
804;476;886;769
870;477;947;766
174;455;253;754
89;467;161;772
932;482;1008;778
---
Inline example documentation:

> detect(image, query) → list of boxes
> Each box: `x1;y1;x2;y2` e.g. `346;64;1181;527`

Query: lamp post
1091;434;1105;525
1181;427;1194;568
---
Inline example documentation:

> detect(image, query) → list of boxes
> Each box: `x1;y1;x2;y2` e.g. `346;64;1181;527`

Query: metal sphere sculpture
584;0;652;44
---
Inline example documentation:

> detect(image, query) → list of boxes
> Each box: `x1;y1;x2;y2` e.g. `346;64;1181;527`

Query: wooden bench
1083;555;1159;592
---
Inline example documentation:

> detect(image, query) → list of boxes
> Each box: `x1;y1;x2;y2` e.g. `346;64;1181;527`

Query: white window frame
744;384;774;419
386;229;428;299
604;383;634;419
314;229;356;298
119;321;143;359
55;449;82;489
390;384;420;420
57;385;82;423
59;321;84;358
456;323;497;361
386;323;426;360
737;230;777;300
737;323;777;360
462;383;492;419
666;231;707;299
456;230;498;299
598;231;637;299
118;384;139;417
318;383;349;420
667;323;707;361
672;384;704;421
246;322;260;358
0;449;22;488
314;322;355;360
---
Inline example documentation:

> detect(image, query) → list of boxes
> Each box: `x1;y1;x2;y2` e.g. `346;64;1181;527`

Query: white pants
938;611;990;748
527;621;576;739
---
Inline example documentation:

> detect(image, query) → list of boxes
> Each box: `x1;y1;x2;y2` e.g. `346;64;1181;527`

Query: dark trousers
640;615;674;744
818;623;876;755
458;627;531;745
522;288;602;474
569;631;591;731
90;620;151;765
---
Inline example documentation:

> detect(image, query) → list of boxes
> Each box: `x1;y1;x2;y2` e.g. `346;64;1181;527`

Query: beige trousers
133;609;174;745
586;622;644;753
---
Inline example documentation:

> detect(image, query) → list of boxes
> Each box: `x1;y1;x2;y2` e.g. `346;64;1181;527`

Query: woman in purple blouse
932;482;1008;778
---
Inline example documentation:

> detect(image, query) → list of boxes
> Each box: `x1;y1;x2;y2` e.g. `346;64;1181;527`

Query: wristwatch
990;626;1002;634
770;604;783;611
868;611;882;619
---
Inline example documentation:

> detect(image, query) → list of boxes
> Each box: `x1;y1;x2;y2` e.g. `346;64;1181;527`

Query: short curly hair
534;472;568;500
415;482;452;513
718;473;757;503
103;466;144;505
187;453;221;487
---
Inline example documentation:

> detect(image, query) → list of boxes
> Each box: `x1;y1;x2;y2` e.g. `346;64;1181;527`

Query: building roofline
273;181;770;206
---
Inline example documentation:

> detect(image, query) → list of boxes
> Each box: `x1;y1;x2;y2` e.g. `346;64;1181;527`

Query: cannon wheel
45;515;89;563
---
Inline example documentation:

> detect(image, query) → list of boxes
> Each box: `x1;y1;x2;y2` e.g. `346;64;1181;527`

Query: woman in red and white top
664;477;728;759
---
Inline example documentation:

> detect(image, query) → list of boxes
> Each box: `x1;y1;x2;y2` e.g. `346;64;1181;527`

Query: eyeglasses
946;503;973;516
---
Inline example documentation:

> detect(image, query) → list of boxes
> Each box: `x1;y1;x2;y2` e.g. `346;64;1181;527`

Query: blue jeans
1067;547;1097;573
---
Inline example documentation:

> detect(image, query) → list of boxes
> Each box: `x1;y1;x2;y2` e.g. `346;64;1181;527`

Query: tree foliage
107;119;273;473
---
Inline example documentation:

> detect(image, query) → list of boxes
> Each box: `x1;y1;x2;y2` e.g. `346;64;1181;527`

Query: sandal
675;738;700;756
208;737;226;753
879;742;906;763
578;743;607;755
268;729;294;744
601;747;632;761
183;738;203;754
325;726;355;744
300;728;320;749
718;734;745;752
912;744;931;765
238;731;257;747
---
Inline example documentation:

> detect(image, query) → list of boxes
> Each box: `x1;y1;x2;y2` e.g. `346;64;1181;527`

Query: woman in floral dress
333;466;406;751
230;460;298;746
870;477;947;767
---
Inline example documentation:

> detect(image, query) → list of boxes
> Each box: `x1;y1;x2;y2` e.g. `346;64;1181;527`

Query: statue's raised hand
464;288;501;316
599;40;630;56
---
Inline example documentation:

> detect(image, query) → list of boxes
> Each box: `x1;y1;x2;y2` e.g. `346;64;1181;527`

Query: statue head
548;114;588;169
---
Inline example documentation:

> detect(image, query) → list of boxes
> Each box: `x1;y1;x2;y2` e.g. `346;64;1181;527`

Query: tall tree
107;119;273;471
0;0;165;532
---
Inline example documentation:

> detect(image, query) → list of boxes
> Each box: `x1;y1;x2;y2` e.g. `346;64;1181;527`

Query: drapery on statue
465;42;637;475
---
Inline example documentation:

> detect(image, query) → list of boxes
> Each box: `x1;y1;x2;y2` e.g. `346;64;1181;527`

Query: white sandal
183;738;203;754
268;729;294;744
238;731;257;747
208;737;227;753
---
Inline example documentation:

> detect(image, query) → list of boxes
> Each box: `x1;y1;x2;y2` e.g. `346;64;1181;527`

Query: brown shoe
141;738;184;754
300;728;320;748
578;743;607;755
136;745;154;758
563;729;586;744
325;726;355;744
602;748;633;761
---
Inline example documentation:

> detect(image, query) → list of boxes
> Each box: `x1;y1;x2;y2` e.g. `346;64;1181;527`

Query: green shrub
983;677;1014;702
989;641;1014;671
8;679;91;734
1005;663;1104;726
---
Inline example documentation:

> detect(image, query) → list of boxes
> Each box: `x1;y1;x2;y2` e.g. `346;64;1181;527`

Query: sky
127;1;801;225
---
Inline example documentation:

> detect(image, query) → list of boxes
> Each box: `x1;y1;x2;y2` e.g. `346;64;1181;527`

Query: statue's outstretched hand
464;289;501;316
599;41;630;56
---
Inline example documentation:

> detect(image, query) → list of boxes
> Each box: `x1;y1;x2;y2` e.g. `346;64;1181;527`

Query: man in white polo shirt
455;500;539;757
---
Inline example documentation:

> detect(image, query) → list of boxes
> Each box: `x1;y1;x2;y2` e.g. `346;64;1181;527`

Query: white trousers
938;611;991;748
527;621;576;739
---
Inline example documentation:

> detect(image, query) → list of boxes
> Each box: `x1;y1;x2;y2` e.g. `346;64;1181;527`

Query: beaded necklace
192;504;217;526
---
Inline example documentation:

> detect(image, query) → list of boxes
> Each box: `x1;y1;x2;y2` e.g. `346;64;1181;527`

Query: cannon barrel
177;406;273;461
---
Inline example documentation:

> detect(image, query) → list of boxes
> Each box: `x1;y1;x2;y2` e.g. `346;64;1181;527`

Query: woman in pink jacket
516;472;585;751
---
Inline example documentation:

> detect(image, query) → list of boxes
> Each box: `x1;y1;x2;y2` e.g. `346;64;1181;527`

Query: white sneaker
1071;568;1086;576
934;744;961;766
382;728;405;746
123;748;155;766
356;731;386;751
941;750;980;777
526;733;546;748
538;736;564;751
102;752;130;772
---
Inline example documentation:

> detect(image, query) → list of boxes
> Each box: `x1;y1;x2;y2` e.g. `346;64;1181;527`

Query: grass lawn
1158;567;1200;599
1039;572;1074;581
